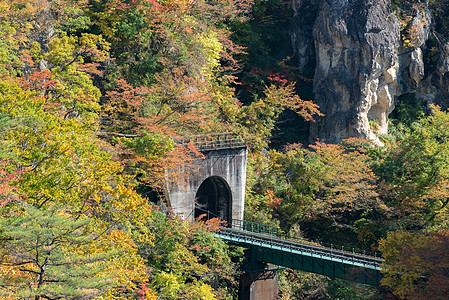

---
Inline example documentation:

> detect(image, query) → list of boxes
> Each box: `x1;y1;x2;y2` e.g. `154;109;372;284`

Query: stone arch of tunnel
195;176;232;223
165;147;247;222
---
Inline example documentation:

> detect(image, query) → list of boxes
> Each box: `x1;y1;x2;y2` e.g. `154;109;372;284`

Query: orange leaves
155;0;253;21
104;68;214;137
195;215;227;232
20;70;59;97
308;141;381;213
403;21;427;48
265;189;282;209
263;83;322;122
150;68;214;133
144;143;200;190
102;70;214;189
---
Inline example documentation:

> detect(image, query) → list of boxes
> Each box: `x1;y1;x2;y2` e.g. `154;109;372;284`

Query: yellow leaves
29;41;42;61
197;30;222;72
91;12;119;39
99;231;148;291
45;23;110;68
401;17;428;49
0;261;36;298
151;270;217;300
188;282;217;300
78;33;111;62
169;242;209;276
153;271;182;299
168;0;195;12
0;79;36;115
0;258;35;281
141;288;158;300
0;78;155;246
47;33;77;67
0;1;11;13
109;181;155;227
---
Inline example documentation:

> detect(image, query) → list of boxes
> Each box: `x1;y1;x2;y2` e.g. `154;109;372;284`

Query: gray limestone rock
291;0;433;144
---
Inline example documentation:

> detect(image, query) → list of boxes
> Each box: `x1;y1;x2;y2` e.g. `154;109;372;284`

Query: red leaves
265;189;282;209
0;162;22;209
146;0;163;9
21;70;58;92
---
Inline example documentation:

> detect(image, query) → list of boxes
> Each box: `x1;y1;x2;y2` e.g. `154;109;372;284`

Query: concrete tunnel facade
165;147;247;223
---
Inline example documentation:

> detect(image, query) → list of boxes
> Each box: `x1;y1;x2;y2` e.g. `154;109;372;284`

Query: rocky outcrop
417;35;449;110
291;0;434;144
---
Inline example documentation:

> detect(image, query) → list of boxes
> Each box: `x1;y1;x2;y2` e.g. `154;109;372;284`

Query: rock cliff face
291;0;440;144
417;38;449;109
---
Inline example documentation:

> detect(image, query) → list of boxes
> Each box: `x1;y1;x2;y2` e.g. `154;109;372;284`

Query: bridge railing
174;132;246;151
231;219;280;237
225;218;382;261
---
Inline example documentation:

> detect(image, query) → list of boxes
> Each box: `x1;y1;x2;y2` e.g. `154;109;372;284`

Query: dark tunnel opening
194;176;232;224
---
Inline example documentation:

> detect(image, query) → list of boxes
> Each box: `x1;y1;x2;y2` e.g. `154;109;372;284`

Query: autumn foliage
6;0;449;298
0;0;255;298
380;230;449;299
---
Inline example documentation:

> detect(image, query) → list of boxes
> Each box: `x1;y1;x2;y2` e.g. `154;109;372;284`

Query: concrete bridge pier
239;247;279;299
239;270;279;300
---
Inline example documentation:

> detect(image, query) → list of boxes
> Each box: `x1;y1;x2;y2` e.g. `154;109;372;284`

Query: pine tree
0;205;117;299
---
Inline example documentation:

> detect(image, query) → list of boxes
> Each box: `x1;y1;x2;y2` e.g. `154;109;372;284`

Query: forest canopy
1;0;449;299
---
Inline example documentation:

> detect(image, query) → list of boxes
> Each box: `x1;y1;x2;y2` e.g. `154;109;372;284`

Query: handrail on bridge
193;209;384;273
230;219;280;237
174;132;246;151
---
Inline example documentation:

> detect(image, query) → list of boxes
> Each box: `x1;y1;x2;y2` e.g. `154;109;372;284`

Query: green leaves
0;205;116;299
376;106;449;226
238;83;321;151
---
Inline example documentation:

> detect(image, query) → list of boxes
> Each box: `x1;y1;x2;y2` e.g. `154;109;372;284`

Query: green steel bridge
215;219;384;286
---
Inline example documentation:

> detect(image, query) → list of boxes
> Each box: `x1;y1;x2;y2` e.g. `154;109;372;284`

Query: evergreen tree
0;205;117;299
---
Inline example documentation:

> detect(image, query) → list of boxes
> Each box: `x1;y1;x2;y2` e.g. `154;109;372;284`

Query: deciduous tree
380;230;449;299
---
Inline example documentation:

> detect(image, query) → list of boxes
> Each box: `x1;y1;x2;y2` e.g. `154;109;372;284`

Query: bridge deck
215;220;384;286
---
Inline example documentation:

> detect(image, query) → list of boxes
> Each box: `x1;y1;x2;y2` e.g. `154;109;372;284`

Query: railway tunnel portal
165;133;247;223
